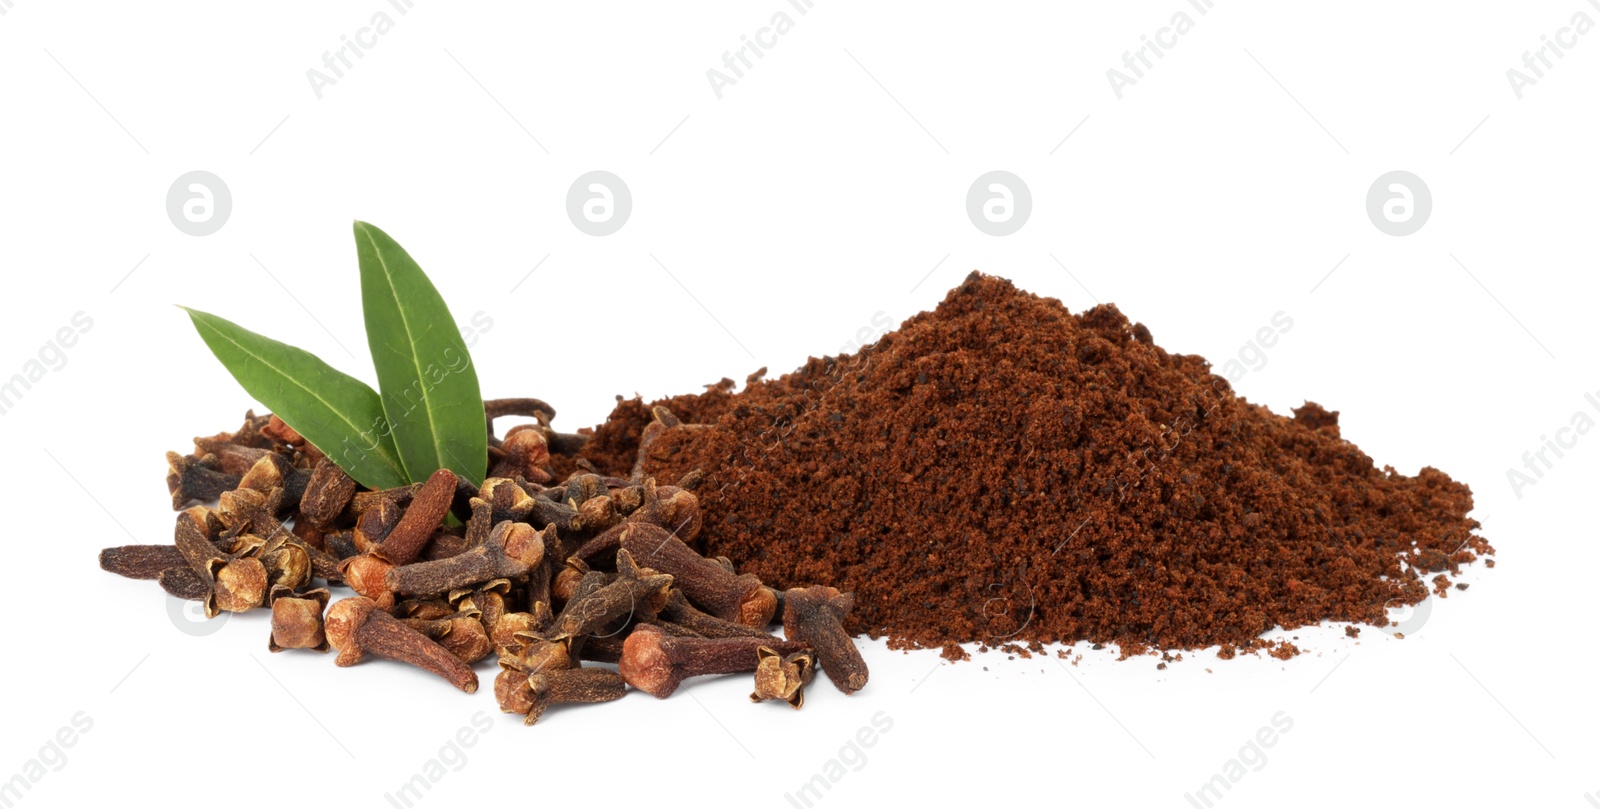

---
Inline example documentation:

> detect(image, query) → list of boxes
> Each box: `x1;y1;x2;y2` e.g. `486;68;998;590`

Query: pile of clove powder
101;403;867;724
578;273;1496;662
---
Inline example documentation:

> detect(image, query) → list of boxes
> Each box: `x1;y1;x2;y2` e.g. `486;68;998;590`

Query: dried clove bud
370;469;458;566
497;602;574;673
543;550;672;642
173;513;221;572
782;586;869;695
325;597;478;693
551;557;596;609
166;452;240;510
269;586;331;652
386;521;549;599
215;486;286;536
491;610;543;659
569;482;656;565
352;495;405;554
174;513;268;617
491;426;552;484
258;533;313;591
299;457;357;527
211;555;269;616
649;486;702;542
547;565;617;661
562;473;608;508
570;480;702;563
402;612;493;664
526;494;582;534
609;482;645;515
751;647;816;709
212;556;268;613
620;524;775;627
236;453;309;507
618;624;809;699
658;589;781;640
576;495;620;533
480;477;539;524
494;665;625;726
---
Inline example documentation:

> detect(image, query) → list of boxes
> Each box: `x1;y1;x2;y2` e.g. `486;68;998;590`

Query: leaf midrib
193;313;406;480
358;224;450;474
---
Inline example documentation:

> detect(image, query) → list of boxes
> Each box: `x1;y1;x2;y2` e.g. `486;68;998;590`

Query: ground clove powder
572;273;1493;660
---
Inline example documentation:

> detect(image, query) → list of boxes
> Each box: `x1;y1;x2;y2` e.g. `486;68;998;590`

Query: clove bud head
492;427;552;484
339;555;396;607
494;667;537;717
325;597;378;663
269;586;330;652
210;557;268;615
751;647;816;709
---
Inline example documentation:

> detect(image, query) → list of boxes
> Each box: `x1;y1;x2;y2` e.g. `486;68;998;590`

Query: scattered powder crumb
1432;575;1452;598
1268;641;1300;660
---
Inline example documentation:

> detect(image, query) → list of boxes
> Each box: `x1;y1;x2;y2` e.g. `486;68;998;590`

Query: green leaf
181;307;411;490
353;221;488;486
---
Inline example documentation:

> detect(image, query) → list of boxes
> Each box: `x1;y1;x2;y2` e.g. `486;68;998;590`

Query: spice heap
100;402;867;723
580;272;1495;660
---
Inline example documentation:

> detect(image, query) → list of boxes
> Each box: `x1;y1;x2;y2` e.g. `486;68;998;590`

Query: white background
1;2;1596;806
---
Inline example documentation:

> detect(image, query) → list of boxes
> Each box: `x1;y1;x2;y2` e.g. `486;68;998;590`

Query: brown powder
576;273;1493;659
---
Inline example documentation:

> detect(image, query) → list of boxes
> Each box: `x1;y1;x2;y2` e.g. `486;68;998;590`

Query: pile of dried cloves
100;400;869;724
